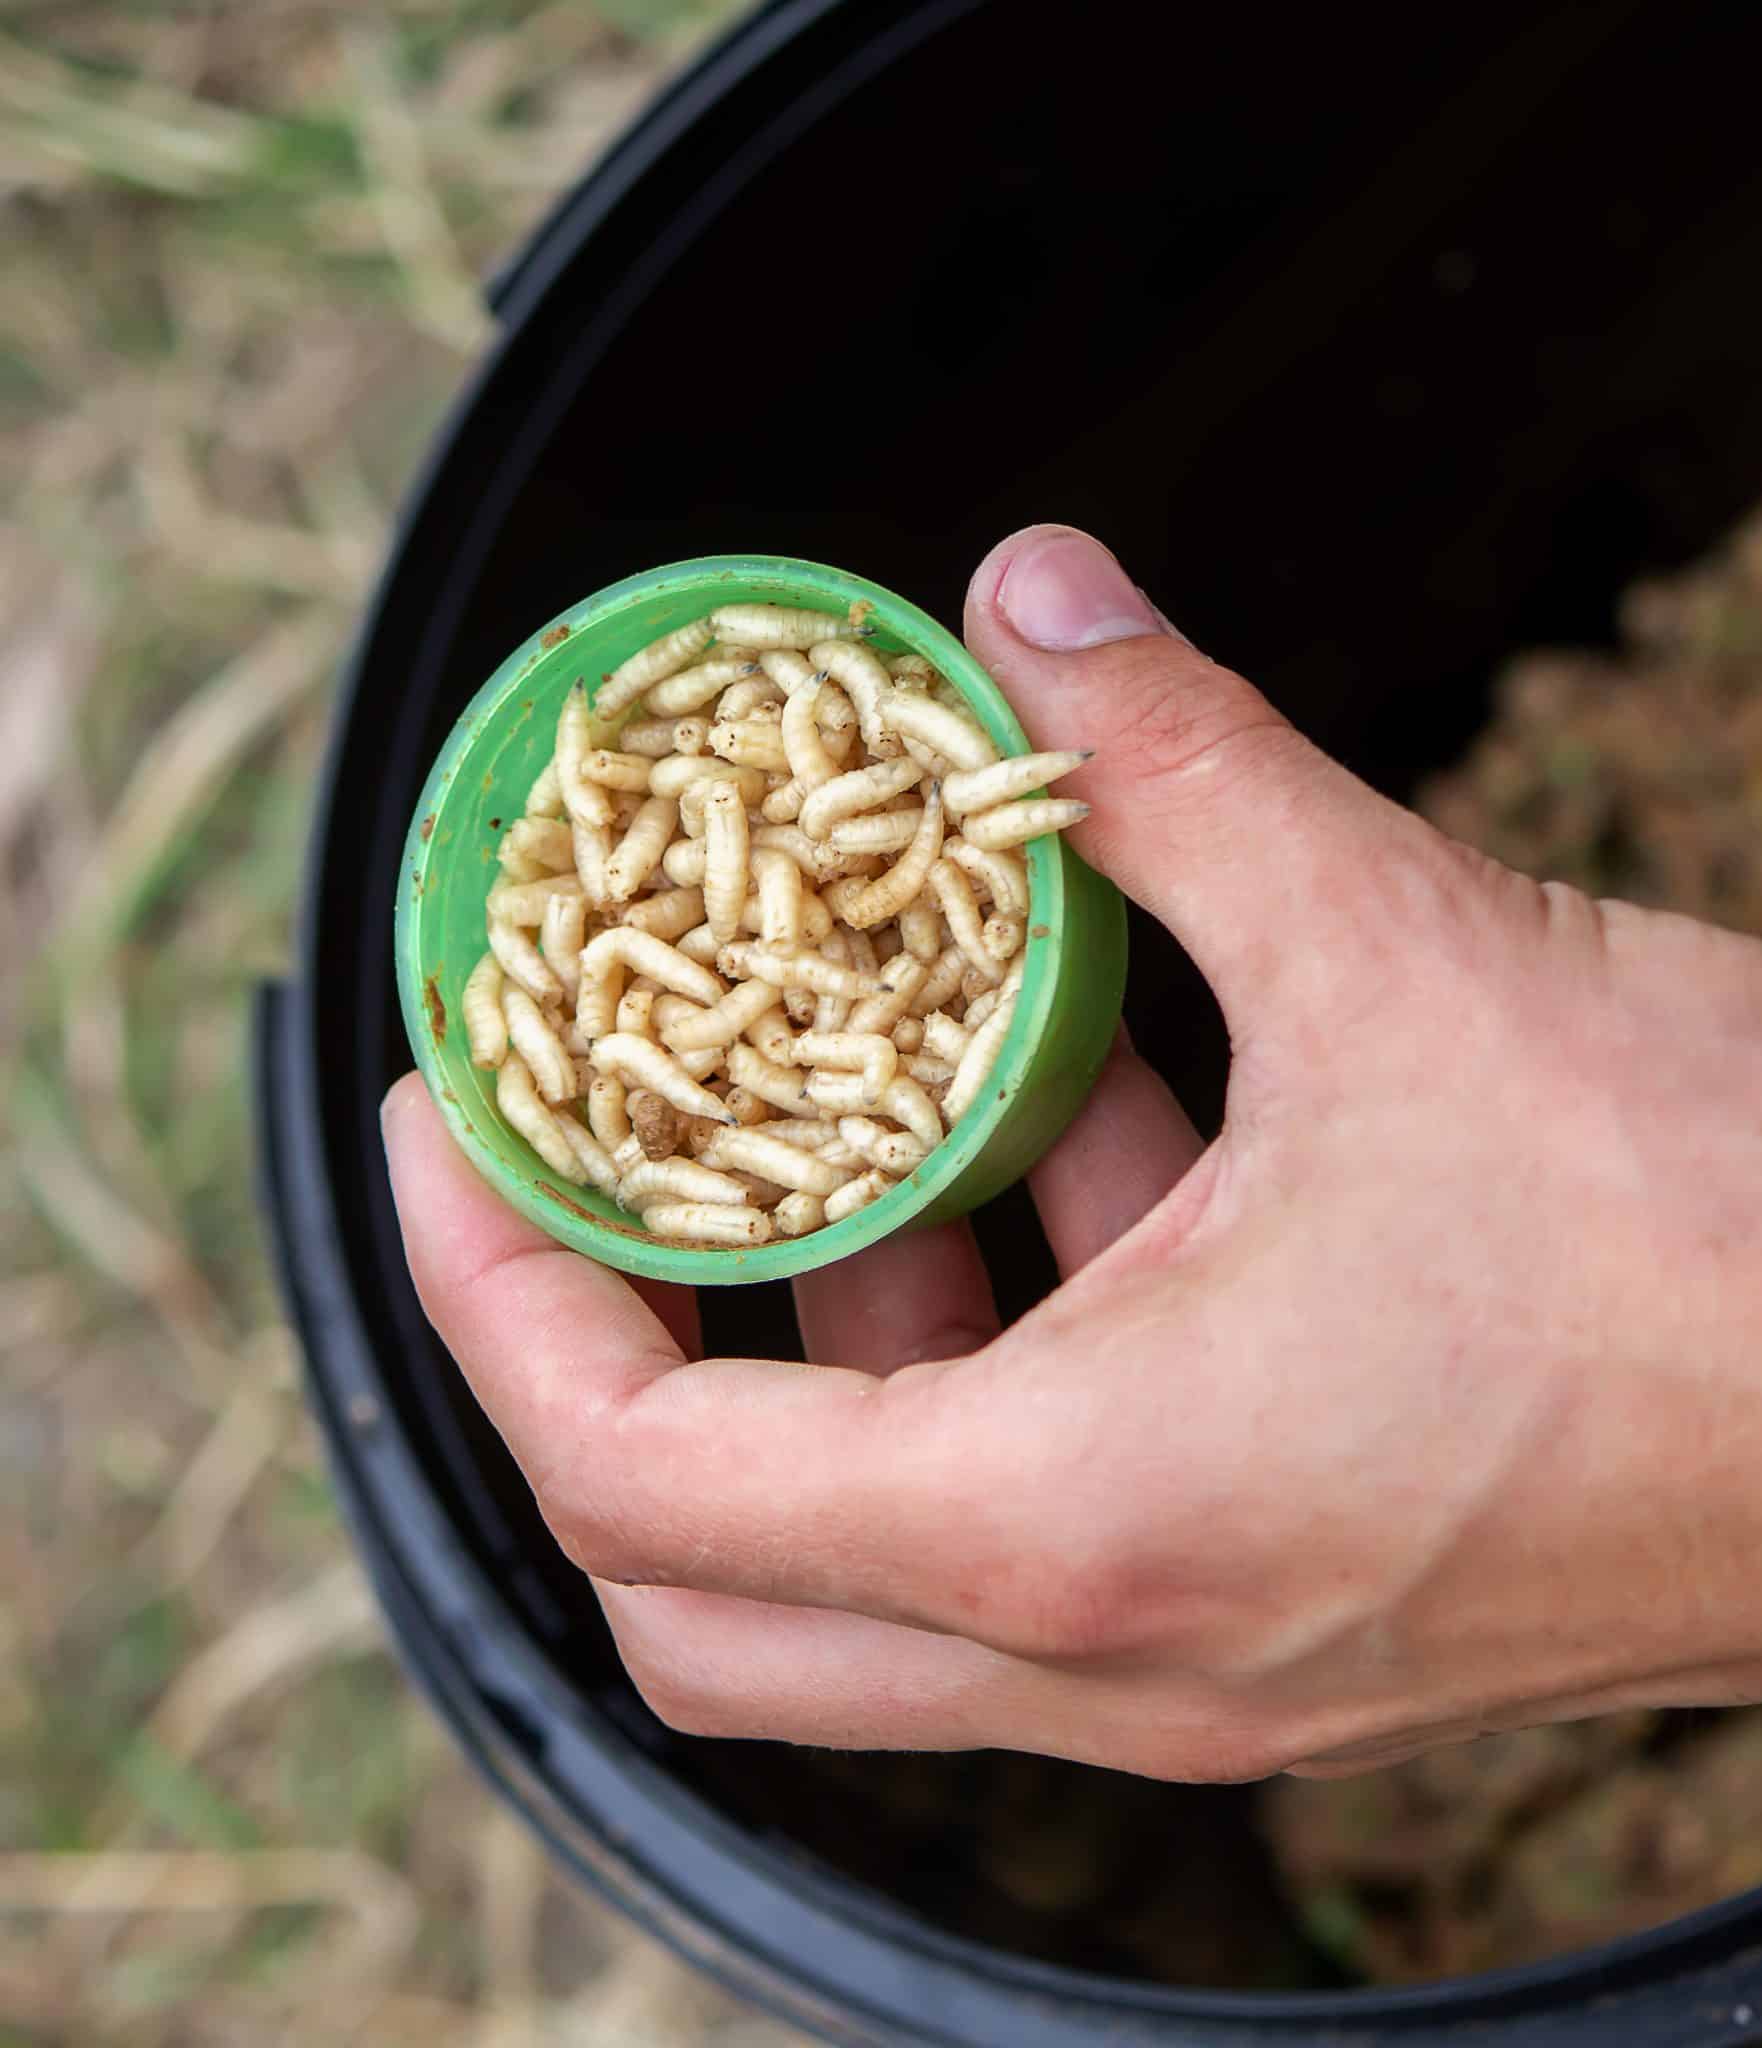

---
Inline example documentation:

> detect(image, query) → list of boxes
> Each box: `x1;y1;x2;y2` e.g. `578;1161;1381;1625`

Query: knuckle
1100;643;1296;809
981;1552;1148;1663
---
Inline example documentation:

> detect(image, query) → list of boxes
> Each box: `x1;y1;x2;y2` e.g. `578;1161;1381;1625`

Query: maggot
797;755;923;842
810;639;898;757
709;603;871;649
942;749;1089;815
700;779;750;946
602;795;681;901
594;617;719;720
959;797;1090;851
640;654;761;718
698;1126;851;1198
823;1168;894;1224
928;857;1004;987
592;1033;733;1123
790;1029;898;1104
833;783;946;931
462;951;507;1068
617;1155;749;1211
640;1201;774;1246
579;925;725;1006
878;689;998;772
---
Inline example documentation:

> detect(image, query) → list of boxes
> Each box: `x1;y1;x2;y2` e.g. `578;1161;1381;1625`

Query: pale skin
384;523;1762;1783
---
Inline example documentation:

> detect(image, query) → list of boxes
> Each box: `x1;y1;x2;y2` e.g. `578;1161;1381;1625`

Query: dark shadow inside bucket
329;0;1762;2000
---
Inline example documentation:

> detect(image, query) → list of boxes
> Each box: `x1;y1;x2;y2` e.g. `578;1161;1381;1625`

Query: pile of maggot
461;599;1090;1246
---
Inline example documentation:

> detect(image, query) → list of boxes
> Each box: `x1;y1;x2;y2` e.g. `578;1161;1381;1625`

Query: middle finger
793;1219;1000;1374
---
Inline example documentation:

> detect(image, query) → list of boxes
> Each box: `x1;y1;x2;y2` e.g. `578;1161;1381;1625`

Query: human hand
383;524;1762;1781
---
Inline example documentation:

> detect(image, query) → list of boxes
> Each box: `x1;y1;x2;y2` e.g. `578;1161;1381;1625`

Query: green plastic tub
395;554;1127;1285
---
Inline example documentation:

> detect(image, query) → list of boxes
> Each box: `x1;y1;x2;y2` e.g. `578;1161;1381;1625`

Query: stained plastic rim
395;554;1069;1285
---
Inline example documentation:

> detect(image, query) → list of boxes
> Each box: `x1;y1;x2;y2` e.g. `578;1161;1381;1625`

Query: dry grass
0;5;806;2042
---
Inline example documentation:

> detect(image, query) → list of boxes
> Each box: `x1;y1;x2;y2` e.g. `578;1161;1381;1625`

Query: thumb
964;524;1426;1019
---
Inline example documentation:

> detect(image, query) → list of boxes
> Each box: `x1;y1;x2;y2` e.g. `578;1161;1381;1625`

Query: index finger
381;1075;1023;1638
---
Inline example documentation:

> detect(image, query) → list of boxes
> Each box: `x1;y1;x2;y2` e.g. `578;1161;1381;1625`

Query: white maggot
641;654;761;718
791;1030;898;1104
700;780;749;946
750;823;861;883
928;857;1003;987
942;749;1089;815
496;1054;583;1180
709;718;791;774
823;1168;893;1224
674;924;721;966
897;899;942;962
660;836;709;886
620;885;705;941
499;816;574;875
503;985;575;1105
602;795;679;901
960;797;1090;851
749;847;803;949
462;952;507;1068
719;942;878;1001
556;1113;621;1195
616;717;680;759
525;758;563;817
837;1116;930;1176
572;816;612;905
845;953;929;1036
698;1126;850;1198
805;1071;943;1150
541;891;587;1005
942;971;1021;1126
660;976;779;1053
810;639;898;756
640;1201;774;1246
826;807;924;854
921;1010;972;1064
615;980;656;1038
617;1156;749;1210
982;914;1025;962
906;944;967;1017
797;755;923;842
579;747;654;793
775;1191;826;1237
878;689;997;772
587;1073;631;1151
942;837;1030;917
716;673;785;720
595;617;718;720
488;913;561;1005
580;926;725;1006
710;603;869;649
592;1034;733;1123
726;1041;814;1115
486;874;583;927
835;784;946;931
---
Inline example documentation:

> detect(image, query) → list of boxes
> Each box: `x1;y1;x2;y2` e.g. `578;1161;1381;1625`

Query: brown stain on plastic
419;814;436;842
541;623;572;649
1029;923;1050;940
537;1185;653;1242
424;976;447;1042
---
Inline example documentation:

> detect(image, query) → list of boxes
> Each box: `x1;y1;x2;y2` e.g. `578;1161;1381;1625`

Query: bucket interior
317;0;1762;2003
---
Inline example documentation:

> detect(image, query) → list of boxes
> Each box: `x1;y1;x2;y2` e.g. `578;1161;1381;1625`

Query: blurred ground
0;4;806;2042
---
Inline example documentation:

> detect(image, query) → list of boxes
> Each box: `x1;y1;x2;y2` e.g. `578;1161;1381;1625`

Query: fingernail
998;531;1166;651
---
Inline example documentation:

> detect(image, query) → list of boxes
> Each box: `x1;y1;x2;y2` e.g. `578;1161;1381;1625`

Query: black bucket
256;1;1762;2039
